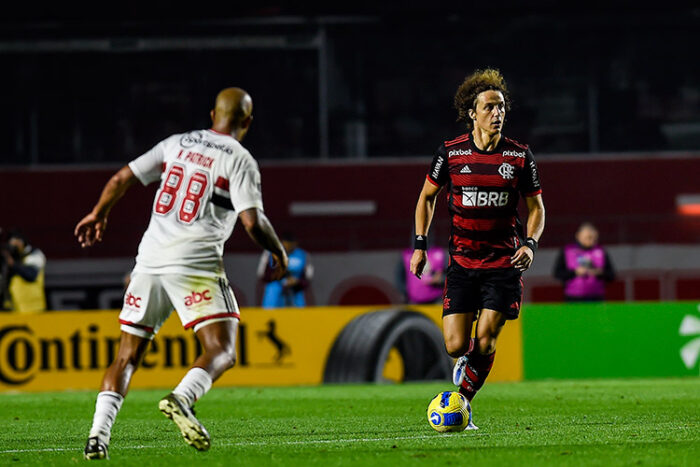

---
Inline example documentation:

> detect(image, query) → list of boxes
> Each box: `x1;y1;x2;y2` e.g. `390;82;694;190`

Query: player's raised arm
74;165;137;248
238;208;289;280
411;178;442;278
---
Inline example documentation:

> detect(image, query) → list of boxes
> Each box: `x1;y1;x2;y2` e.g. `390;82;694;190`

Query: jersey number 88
155;164;209;224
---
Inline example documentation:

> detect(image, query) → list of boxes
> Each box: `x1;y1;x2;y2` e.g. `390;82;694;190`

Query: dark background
2;2;699;165
2;2;700;308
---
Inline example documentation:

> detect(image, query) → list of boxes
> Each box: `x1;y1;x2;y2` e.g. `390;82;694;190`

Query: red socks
459;339;495;401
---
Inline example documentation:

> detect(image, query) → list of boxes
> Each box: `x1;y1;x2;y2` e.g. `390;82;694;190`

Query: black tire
323;309;452;383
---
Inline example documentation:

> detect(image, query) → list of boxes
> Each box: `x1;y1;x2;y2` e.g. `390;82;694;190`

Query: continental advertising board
0;306;523;392
4;302;695;393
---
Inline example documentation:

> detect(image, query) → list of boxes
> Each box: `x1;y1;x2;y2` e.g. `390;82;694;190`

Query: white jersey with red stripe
128;129;263;277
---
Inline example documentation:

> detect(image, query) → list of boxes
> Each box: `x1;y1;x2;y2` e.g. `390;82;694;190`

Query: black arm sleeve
518;148;543;197
552;250;575;282
426;144;449;187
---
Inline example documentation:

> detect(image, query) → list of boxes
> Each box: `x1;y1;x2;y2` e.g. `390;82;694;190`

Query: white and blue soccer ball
426;391;476;432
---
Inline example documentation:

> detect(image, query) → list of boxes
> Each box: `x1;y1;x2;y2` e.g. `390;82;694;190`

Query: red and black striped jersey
426;132;542;270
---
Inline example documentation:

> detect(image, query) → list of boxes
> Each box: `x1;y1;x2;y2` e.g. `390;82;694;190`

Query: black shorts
442;263;523;320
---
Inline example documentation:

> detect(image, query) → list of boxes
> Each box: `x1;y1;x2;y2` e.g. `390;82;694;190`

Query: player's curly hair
454;68;511;129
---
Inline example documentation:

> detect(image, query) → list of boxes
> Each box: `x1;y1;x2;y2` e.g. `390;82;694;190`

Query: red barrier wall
2;154;699;258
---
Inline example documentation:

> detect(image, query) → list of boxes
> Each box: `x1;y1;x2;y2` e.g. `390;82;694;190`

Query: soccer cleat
452;355;468;386
159;393;211;451
83;436;109;460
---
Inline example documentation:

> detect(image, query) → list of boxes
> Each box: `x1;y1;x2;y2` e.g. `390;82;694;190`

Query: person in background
398;241;446;304
258;232;313;307
553;222;615;301
0;229;47;312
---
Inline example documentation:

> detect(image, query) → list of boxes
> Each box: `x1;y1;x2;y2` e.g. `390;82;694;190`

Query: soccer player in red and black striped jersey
410;69;545;423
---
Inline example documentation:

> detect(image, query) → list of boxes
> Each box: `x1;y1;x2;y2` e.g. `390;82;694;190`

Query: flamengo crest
498;163;514;180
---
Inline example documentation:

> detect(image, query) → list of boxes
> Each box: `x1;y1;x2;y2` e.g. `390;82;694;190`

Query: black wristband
414;235;428;250
525;237;538;254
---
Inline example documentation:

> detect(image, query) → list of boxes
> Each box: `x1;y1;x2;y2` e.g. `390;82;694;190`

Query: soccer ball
426;391;473;432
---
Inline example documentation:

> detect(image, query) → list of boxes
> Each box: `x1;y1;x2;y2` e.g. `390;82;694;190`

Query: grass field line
1;420;696;455
0;432;494;454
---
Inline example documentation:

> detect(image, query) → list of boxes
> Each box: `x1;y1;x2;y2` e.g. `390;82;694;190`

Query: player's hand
511;246;534;272
74;212;108;248
269;252;289;281
410;249;427;279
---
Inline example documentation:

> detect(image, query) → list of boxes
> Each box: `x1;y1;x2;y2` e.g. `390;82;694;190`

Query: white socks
86;369;211;444
88;391;124;445
172;367;213;408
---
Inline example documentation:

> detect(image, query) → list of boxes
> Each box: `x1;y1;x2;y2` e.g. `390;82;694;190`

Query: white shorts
119;272;240;339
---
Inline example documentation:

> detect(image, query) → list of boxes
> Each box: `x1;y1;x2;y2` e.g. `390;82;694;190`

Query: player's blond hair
454;68;511;129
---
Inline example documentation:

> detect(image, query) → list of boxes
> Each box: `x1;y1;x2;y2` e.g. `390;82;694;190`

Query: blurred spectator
398;244;446;304
258;233;313;307
553;222;615;301
0;229;47;312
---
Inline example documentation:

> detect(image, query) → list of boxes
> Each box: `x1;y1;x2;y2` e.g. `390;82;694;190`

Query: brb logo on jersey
184;290;212;308
124;293;142;309
462;187;509;207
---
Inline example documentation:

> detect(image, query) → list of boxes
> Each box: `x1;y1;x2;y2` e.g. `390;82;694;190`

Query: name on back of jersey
177;149;214;169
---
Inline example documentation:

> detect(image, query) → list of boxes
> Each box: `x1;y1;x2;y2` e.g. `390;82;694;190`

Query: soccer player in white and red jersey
410;69;545;427
75;88;288;459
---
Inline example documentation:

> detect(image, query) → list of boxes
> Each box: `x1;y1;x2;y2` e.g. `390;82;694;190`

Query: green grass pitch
1;378;698;466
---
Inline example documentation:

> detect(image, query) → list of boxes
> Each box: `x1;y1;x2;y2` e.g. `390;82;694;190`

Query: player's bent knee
113;332;150;368
211;346;236;371
223;348;237;370
444;335;469;357
477;336;497;355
